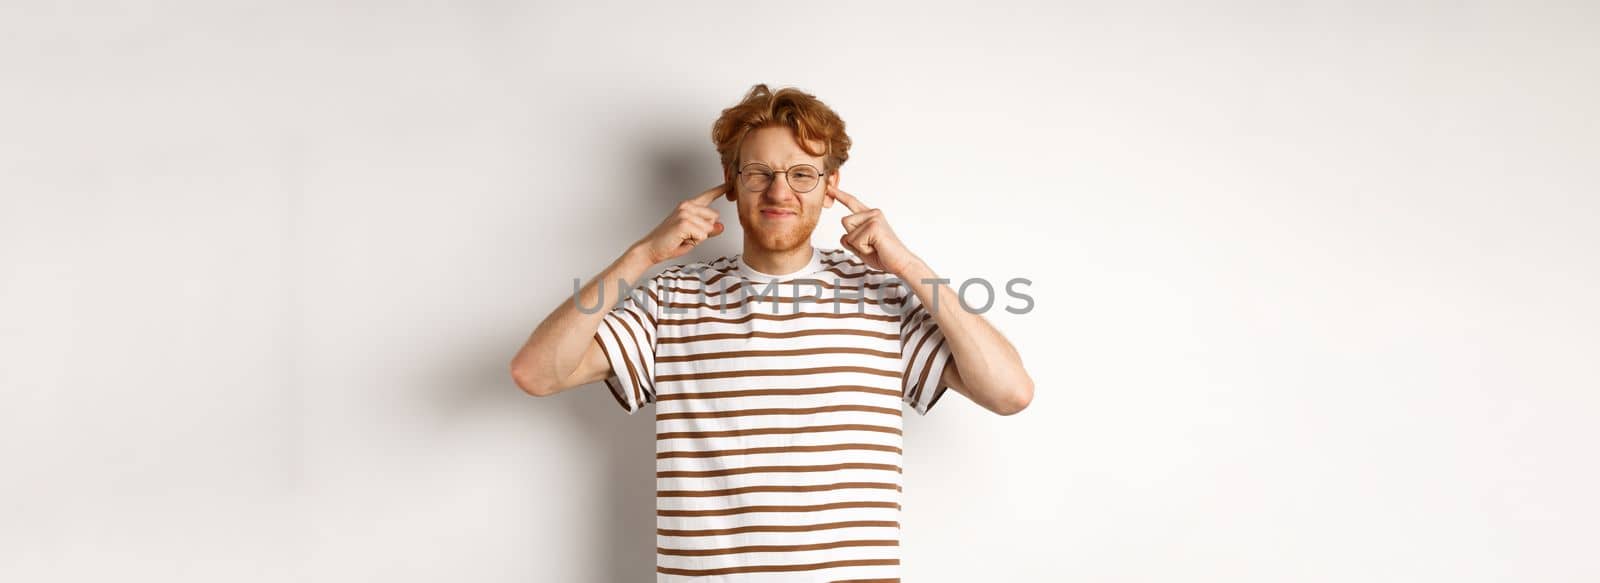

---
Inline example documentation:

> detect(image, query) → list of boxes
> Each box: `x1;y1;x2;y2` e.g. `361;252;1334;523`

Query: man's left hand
828;184;921;276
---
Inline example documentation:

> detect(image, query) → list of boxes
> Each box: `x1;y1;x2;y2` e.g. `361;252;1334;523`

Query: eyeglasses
736;162;823;193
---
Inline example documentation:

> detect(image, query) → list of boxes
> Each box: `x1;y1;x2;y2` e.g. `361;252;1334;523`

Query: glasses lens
741;164;773;191
788;165;820;192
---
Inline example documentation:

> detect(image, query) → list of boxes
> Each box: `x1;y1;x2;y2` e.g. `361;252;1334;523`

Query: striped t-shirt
592;245;955;582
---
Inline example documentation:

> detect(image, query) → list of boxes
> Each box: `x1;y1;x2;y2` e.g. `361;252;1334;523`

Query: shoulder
656;253;740;284
818;247;907;294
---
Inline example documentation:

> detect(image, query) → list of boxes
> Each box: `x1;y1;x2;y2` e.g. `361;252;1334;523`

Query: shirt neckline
735;246;826;282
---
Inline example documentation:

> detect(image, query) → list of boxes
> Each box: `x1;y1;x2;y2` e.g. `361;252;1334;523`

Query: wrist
621;242;658;270
891;254;932;282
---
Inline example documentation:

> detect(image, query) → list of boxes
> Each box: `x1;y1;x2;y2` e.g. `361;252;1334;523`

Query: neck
741;240;815;276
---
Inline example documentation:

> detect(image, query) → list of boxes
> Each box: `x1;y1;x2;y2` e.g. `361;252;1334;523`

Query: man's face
726;126;837;253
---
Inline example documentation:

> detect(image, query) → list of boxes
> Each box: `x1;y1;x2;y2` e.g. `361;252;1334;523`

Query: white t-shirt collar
735;246;826;282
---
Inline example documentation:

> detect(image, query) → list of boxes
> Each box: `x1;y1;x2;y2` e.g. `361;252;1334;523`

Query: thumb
709;221;724;238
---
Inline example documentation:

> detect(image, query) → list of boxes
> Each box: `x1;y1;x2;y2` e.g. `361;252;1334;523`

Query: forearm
511;244;655;393
896;257;1032;413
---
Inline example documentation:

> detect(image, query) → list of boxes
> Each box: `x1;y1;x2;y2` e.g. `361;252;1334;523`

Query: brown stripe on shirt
656;462;902;479
656;423;902;440
657;328;900;345
659;310;898;327
658;365;900;383
658;346;900;363
656;404;901;421
658;482;901;498
655;385;901;402
658;443;902;459
657;501;900;517
656;558;899;578
657;520;900;537
658;539;897;556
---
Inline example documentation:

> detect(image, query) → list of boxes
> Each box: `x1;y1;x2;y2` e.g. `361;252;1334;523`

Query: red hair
711;84;852;182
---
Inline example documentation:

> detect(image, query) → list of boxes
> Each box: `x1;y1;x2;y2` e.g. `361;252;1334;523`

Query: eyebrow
743;160;823;168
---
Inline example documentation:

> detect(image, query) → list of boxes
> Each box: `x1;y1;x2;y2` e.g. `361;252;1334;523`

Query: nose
760;176;798;203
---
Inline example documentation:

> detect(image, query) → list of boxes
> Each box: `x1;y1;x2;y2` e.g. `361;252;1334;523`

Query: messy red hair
711;84;852;183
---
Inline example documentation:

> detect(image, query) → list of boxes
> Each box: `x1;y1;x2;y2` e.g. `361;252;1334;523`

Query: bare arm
509;183;729;397
901;258;1034;415
825;183;1034;416
509;247;656;396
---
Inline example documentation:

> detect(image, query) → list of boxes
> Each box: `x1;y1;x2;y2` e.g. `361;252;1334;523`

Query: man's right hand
513;182;730;399
631;183;729;265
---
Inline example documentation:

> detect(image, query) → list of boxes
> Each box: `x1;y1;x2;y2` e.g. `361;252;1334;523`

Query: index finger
827;184;869;213
689;182;730;206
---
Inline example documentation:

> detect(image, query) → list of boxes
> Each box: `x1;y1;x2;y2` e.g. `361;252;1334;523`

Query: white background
3;1;1597;581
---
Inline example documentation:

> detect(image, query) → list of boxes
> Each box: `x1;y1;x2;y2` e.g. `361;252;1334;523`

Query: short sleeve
592;274;661;415
897;284;955;416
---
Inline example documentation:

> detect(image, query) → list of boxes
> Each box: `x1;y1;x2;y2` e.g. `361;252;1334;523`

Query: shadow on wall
641;121;744;263
430;334;657;582
529;130;729;581
553;383;657;583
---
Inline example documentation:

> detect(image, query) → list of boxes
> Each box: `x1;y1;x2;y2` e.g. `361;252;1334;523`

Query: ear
723;167;738;202
822;170;839;208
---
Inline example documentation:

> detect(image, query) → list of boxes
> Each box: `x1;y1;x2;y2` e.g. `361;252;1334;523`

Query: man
511;84;1033;581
